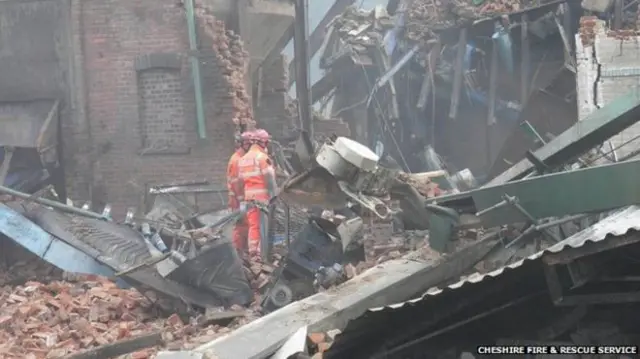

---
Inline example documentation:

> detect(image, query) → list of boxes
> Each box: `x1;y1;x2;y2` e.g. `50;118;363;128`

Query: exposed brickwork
578;16;599;46
255;55;291;139
256;54;352;140
138;69;188;153
76;0;250;217
196;3;254;130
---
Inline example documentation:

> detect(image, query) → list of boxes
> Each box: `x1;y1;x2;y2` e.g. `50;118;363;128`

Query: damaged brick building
72;0;255;215
0;0;306;217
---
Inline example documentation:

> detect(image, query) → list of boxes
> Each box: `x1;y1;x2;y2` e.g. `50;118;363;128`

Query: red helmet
240;131;254;141
253;129;271;141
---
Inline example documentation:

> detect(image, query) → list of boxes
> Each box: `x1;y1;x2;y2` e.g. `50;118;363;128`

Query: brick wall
255;54;351;140
255;55;291;139
77;0;248;217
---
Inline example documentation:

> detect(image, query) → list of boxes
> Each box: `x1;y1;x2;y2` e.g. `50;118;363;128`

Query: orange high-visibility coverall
237;144;276;256
227;148;248;250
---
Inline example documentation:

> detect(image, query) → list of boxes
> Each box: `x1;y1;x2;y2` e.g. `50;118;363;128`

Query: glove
239;202;248;213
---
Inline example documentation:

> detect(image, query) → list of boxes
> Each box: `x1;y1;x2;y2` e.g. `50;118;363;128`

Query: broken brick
166;313;184;327
0;272;259;358
318;341;332;353
308;332;326;345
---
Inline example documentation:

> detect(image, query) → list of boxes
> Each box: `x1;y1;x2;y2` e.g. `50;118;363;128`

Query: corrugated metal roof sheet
369;205;640;311
326;206;640;358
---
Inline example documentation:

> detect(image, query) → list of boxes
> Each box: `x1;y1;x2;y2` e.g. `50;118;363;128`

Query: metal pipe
520;14;530;105
371;45;419;92
609;141;619;162
284;204;291;248
475;199;508;217
449;28;467;120
0;185;195;242
521;120;546;145
0;184;106;220
535;213;590;231
487;38;498;125
618;147;640;161
293;0;313;137
185;0;207;139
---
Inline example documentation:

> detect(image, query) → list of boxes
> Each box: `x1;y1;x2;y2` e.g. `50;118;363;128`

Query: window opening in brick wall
137;69;189;154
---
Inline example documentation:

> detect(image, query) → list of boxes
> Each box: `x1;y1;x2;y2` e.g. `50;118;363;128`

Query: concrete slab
242;1;295;73
202;0;234;18
155;351;204;359
193;238;498;359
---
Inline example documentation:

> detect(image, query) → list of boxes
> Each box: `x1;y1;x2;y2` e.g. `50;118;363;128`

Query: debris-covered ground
0;218;449;358
0;240;257;358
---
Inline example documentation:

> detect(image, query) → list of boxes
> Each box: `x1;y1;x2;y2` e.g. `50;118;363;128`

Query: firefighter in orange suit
237;129;276;259
227;131;252;251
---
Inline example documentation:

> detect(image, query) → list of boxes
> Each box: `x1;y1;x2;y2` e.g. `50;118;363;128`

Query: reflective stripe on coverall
227;148;248;250
237;144;276;256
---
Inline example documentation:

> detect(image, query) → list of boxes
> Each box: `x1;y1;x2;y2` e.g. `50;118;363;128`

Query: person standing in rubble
237;129;276;261
227;131;253;252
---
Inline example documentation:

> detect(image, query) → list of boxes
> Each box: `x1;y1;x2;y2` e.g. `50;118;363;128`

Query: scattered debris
0;274;253;358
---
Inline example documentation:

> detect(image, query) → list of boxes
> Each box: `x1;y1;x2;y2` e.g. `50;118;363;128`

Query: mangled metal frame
0;184;253;311
421;89;640;250
281;132;403;219
0;100;60;189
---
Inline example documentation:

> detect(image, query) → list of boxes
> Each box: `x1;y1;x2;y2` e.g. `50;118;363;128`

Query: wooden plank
417;42;441;109
36;100;60;166
520;14;530;106
555;5;575;70
487;40;499;126
0;147;14;186
62;332;164;359
256;66;263;107
319;24;339;69
449;28;467;120
371;47;399;119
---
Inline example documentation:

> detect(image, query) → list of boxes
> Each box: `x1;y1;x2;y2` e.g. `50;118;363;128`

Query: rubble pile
306;329;343;359
0;240;63;287
243;255;278;293
331;0;534;61
331;0;538;46
195;2;255;130
397;172;443;198
405;0;526;41
0;275;246;358
332;6;396;51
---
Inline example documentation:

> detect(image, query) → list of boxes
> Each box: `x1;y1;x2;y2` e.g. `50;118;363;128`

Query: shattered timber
2;0;640;358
